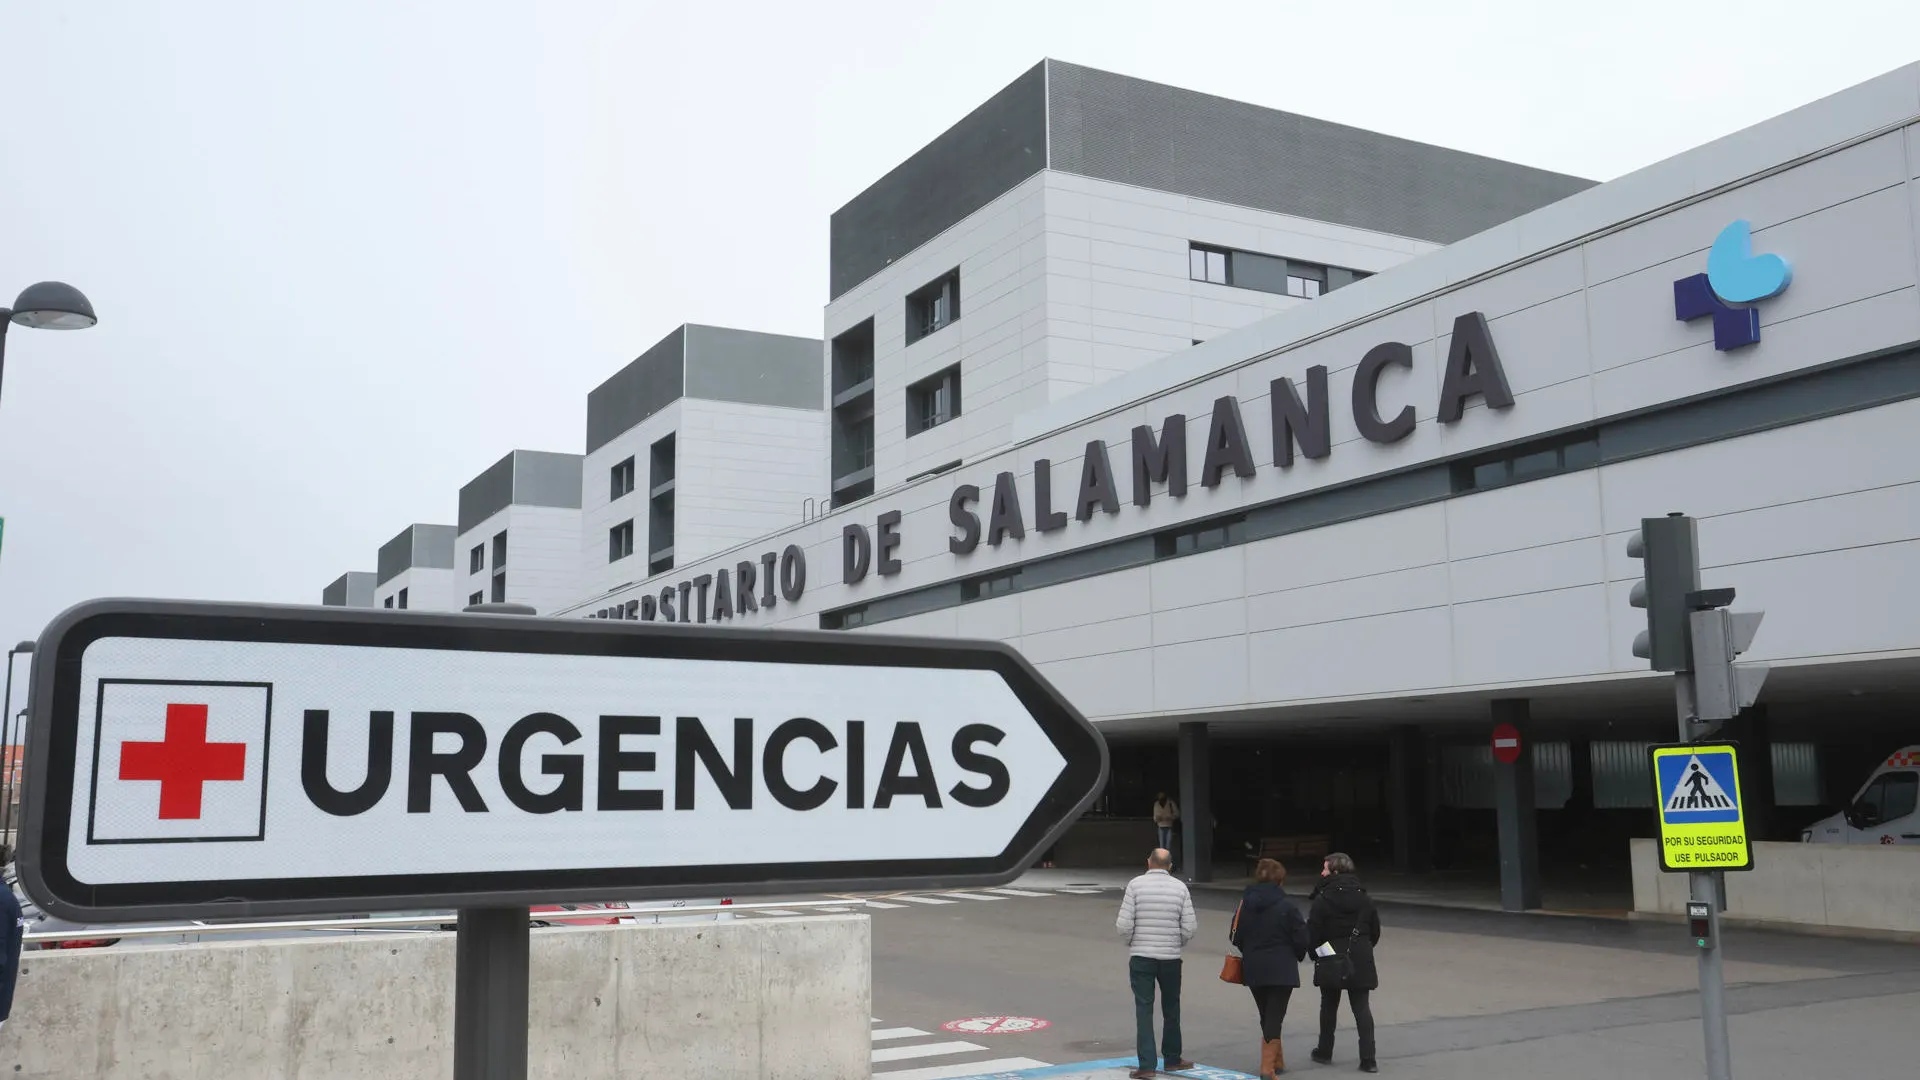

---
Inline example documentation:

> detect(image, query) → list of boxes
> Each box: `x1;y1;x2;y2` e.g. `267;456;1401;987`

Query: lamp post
0;641;30;841
0;281;98;409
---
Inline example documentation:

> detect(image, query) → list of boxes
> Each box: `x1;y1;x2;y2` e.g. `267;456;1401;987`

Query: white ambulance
1801;747;1920;845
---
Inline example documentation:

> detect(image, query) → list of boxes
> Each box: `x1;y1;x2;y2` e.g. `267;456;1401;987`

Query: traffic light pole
1631;513;1761;1080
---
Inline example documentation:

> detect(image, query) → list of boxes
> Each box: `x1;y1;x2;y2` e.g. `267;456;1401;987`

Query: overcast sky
1;0;1915;692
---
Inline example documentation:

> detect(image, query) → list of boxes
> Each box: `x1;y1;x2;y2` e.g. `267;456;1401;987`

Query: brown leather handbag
1220;901;1245;984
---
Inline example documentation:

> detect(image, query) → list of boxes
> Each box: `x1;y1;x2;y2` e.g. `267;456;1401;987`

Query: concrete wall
3;915;870;1080
1630;838;1920;936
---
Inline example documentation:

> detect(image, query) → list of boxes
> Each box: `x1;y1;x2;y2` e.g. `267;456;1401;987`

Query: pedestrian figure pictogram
1670;760;1735;811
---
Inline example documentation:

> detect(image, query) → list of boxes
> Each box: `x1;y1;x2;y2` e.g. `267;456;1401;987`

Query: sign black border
21;598;1110;923
1647;740;1755;874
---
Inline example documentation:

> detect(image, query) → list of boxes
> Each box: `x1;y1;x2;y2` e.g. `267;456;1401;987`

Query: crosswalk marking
753;908;804;916
874;1058;1050;1080
864;900;907;909
870;1027;930;1041
985;888;1049;897
1054;887;1106;895
893;895;957;905
936;892;1003;901
871;1039;987;1063
816;907;853;913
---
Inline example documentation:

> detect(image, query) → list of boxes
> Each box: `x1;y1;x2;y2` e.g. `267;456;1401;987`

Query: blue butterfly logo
1705;220;1791;303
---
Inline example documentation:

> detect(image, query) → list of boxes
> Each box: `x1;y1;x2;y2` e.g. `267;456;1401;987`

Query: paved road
813;871;1920;1079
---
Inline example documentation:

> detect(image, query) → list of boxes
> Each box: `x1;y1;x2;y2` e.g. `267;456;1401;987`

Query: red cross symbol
118;703;247;820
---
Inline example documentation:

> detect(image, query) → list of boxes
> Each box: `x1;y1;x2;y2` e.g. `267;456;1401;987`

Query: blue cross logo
1674;220;1791;350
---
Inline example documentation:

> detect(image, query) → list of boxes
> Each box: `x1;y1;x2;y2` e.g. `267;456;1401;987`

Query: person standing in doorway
1232;858;1309;1077
1308;853;1381;1073
1117;848;1197;1078
1152;792;1180;854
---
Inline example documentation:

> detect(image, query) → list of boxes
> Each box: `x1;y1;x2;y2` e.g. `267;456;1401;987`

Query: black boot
1310;1047;1333;1065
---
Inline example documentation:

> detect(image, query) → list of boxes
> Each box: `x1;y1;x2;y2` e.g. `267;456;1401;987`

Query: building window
397;588;408;610
469;591;483;607
821;606;868;630
648;432;675;570
383;596;393;609
648;553;673;576
1154;515;1245;559
907;365;961;436
832;320;876;395
905;269;961;345
1189;245;1228;285
1452;432;1601;493
610;457;635;501
492;530;508;569
1190;242;1360;299
469;544;484;574
609;520;635;562
490;574;505;604
961;570;1020;602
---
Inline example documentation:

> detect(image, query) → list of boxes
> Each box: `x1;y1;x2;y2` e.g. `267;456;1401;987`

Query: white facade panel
457;505;581;617
373;568;459;614
581;402;680;602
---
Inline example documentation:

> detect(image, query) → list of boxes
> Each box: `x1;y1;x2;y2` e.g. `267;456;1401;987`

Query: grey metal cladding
586;325;687;454
1044;60;1596;244
409;523;459;569
377;528;415;585
459;453;517;534
683;324;825;411
828;61;1047;300
323;571;377;607
511;450;586;510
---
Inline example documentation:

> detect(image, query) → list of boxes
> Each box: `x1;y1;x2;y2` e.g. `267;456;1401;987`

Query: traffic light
1627;513;1701;672
1687;595;1768;722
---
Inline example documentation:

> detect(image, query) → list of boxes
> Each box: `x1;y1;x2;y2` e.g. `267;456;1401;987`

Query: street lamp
0;281;97;408
1;642;32;844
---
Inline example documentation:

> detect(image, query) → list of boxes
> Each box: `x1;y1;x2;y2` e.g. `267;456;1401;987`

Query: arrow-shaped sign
19;598;1108;923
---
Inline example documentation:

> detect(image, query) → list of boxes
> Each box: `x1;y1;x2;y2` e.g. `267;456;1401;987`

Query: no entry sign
18;599;1108;923
1491;723;1522;764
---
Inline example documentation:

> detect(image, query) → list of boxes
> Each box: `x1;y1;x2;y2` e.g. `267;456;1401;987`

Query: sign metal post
455;602;538;1080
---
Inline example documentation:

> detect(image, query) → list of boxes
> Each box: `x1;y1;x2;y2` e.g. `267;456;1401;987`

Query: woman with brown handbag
1229;858;1310;1077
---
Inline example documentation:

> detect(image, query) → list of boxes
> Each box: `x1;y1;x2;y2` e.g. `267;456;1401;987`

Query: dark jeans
1250;984;1293;1041
1316;986;1376;1063
1128;956;1183;1070
1157;826;1175;852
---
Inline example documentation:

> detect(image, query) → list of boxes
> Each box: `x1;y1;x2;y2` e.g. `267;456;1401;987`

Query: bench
1246;834;1331;875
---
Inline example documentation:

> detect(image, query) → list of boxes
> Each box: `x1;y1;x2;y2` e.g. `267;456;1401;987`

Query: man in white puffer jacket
1116;848;1198;1078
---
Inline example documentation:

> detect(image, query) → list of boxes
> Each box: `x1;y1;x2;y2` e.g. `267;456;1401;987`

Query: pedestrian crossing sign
1649;742;1753;872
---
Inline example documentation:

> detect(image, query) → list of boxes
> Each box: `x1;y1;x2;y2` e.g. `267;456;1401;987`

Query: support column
1389;726;1432;873
1491;699;1541;911
1178;722;1212;883
1734;704;1775;841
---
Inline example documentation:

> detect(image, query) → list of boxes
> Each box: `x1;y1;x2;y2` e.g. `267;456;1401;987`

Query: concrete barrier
1;914;870;1080
1630;838;1920;938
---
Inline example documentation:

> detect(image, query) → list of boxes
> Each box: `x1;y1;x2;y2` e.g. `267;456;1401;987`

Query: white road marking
870;1027;931;1041
892;895;957;905
752;909;804;916
871;1039;987;1063
873;1058;1051;1079
864;900;907;909
936;892;1003;901
985;888;1049;897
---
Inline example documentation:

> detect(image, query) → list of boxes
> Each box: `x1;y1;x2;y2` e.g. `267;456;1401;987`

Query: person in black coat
1230;858;1309;1078
1306;852;1381;1073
